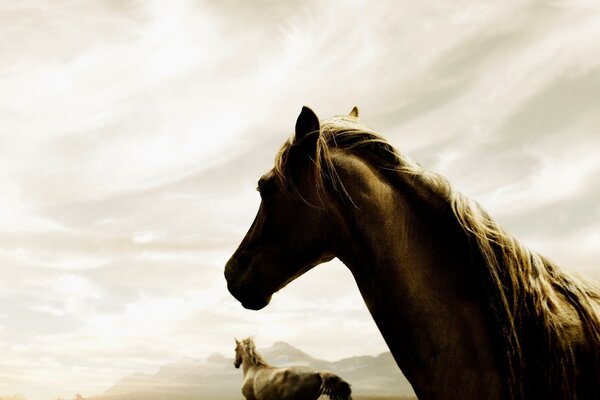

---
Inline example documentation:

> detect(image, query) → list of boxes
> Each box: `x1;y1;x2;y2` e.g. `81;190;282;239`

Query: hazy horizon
1;1;600;399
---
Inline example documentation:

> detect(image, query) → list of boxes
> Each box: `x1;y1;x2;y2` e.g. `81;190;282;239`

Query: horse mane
451;192;600;398
241;337;269;367
273;114;600;399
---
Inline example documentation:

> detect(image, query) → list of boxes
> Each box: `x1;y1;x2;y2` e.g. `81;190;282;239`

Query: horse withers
234;337;352;400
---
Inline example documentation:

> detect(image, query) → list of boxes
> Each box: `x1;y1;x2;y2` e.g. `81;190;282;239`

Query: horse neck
241;348;266;377
328;159;504;399
241;353;256;377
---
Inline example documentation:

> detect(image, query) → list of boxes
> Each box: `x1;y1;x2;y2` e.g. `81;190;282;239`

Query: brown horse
224;106;600;399
234;337;352;400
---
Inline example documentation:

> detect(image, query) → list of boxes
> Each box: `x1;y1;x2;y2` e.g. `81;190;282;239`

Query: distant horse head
234;337;268;370
224;106;353;310
234;338;243;368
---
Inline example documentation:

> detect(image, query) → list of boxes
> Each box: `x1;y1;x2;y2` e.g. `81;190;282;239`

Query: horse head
234;338;243;368
224;107;355;310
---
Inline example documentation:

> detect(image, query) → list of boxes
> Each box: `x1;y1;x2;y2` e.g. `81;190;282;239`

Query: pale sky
1;1;600;399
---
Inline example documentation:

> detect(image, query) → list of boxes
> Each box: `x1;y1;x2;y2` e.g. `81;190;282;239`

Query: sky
1;0;599;399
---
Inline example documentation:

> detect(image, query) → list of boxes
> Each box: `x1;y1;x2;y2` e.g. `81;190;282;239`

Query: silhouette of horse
233;337;352;400
225;106;600;399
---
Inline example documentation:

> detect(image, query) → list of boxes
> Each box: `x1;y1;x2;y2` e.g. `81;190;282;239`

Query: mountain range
88;342;416;399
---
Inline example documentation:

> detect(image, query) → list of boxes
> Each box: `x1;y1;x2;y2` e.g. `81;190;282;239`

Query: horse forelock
273;114;600;399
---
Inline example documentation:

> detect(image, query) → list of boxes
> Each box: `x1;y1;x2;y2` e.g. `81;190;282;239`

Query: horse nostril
225;253;251;282
224;267;233;281
224;261;238;282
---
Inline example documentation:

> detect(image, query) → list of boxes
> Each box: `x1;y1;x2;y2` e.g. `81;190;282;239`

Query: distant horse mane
241;338;269;367
273;114;600;399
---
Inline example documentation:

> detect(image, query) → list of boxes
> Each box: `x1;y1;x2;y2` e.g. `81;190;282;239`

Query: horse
233;337;352;400
224;106;600;399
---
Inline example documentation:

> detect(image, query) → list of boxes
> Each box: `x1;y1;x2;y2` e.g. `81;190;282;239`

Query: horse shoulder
241;370;258;400
252;367;282;399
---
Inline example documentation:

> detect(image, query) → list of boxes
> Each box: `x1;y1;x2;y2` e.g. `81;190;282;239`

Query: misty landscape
77;342;415;400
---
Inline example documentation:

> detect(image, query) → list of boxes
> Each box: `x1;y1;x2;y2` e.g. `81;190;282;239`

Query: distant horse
224;106;600;399
233;337;352;400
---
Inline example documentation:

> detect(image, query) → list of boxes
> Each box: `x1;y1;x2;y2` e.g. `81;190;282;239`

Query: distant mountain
88;342;415;400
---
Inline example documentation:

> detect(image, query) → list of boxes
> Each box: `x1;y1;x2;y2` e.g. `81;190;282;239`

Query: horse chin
241;295;272;311
226;280;272;310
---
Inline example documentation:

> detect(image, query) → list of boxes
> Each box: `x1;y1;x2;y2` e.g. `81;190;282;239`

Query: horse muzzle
227;281;271;310
225;257;274;310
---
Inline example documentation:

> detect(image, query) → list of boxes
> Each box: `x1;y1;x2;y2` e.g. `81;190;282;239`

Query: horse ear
294;106;320;145
235;338;239;345
349;106;359;118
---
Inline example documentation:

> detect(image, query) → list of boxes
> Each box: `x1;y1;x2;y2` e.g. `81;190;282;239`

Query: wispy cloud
1;1;599;399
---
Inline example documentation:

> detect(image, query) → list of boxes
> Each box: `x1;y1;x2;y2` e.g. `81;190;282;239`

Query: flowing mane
273;114;600;399
241;338;269;367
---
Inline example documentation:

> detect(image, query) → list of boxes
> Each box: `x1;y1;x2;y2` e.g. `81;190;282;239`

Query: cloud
0;1;599;399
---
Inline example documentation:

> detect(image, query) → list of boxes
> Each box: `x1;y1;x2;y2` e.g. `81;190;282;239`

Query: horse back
253;366;322;400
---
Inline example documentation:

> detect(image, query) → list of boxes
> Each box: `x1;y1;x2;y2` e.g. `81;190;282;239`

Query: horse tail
318;371;352;400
